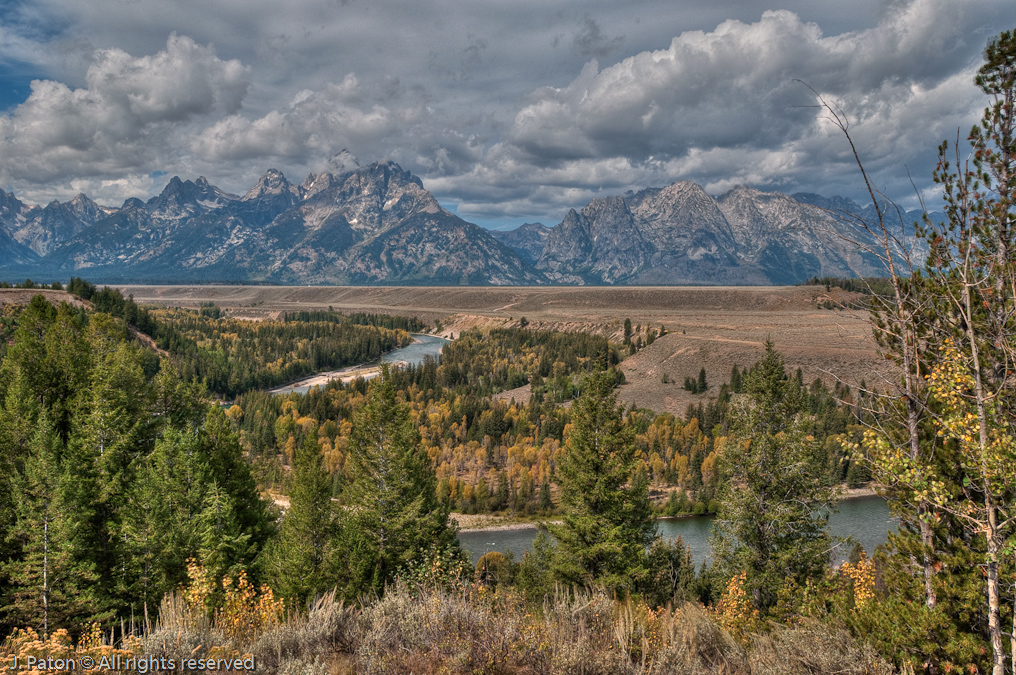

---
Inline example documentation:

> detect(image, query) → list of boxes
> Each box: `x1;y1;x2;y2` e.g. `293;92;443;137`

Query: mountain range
0;161;931;285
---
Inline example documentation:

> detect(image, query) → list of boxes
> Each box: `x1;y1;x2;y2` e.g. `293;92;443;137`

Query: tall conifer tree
341;365;457;596
3;412;102;634
548;369;655;592
264;427;336;603
711;342;832;612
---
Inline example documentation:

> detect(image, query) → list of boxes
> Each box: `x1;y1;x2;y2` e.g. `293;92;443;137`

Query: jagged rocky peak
312;161;441;234
626;180;731;233
301;172;336;198
537;209;594;279
243;168;301;201
0;188;28;224
720;185;823;230
327;149;360;175
146;175;238;220
717;185;766;217
301;150;361;198
716;185;771;214
121;197;146;210
347;160;425;192
716;186;787;251
64;193;115;224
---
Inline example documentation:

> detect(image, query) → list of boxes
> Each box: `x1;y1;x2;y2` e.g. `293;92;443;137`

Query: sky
0;0;1010;229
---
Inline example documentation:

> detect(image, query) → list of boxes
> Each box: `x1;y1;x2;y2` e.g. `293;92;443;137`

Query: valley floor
121;284;888;417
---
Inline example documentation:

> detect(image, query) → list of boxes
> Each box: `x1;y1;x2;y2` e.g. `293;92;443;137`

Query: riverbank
266;333;448;395
451;513;559;532
267;360;408;394
835;484;878;500
453;484;881;533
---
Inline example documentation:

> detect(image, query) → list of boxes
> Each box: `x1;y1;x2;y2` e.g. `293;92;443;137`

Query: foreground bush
355;583;895;675
2;581;898;675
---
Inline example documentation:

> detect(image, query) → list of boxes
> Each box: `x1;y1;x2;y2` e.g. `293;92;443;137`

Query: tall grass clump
357;580;547;674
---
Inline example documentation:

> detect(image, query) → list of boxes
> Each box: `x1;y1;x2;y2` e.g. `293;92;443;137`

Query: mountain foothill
0;161;924;285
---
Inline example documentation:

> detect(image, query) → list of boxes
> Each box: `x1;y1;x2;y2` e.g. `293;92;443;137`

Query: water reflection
271;333;448;395
457;495;898;567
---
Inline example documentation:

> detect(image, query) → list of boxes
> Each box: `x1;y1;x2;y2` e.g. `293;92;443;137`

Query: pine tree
3;412;102;634
916;33;1016;673
340;365;458;596
195;483;255;584
200;406;273;564
65;326;154;607
121;428;207;611
730;365;742;393
548;369;655;592
264;427;335;603
836;30;1015;672
711;342;832;613
539;479;553;512
0;295;56;407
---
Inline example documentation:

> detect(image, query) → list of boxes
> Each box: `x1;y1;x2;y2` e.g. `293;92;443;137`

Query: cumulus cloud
0;0;1008;223
191;75;394;161
0;34;249;189
507;0;978;164
445;0;1000;220
189;72;492;187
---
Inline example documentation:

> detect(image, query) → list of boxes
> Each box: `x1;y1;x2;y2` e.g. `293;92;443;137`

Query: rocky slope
489;223;549;265
10;162;541;285
0;190;47;264
2;162;922;285
516;182;885;285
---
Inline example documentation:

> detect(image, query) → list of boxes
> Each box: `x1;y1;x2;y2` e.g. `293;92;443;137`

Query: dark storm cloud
572;18;625;58
0;0;1010;223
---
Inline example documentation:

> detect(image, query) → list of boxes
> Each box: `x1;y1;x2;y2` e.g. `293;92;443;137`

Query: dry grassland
119;285;890;416
0;288;89;310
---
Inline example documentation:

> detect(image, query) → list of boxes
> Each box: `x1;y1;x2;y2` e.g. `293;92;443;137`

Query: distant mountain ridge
0;162;931;285
1;162;542;285
507;182;892;284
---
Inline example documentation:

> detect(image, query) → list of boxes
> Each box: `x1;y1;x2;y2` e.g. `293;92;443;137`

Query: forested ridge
143;307;410;398
0;293;458;635
49;278;416;398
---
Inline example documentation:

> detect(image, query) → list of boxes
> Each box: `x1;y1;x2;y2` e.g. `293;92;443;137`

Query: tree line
0;296;457;637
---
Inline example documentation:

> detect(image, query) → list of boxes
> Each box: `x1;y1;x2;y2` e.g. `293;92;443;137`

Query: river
268;338;898;569
457;495;898;567
270;333;449;395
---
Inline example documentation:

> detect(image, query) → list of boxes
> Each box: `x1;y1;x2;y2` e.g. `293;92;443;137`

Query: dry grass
251;592;357;675
747;619;896;675
2;584;897;675
350;584;894;675
138;590;358;674
357;581;546;674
